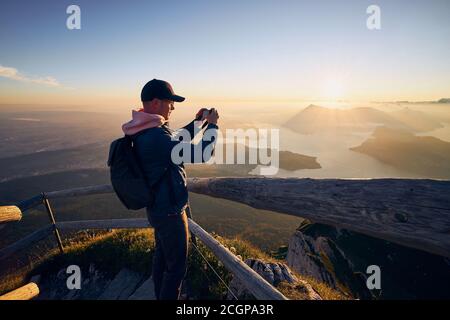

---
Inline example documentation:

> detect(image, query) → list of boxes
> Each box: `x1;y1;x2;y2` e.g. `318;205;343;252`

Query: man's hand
195;108;219;125
195;108;209;121
206;108;219;125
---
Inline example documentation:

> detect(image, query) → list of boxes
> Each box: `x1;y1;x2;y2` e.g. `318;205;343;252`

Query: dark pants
148;211;189;300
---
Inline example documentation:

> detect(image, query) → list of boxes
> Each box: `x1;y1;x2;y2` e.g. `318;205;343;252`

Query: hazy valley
1;102;449;299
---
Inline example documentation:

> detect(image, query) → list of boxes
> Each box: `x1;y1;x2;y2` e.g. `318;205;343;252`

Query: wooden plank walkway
128;277;156;300
97;268;144;300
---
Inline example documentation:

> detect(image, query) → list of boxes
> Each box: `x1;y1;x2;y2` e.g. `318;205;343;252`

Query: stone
226;258;321;300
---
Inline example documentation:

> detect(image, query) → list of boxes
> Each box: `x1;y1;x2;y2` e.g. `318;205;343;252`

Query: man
121;79;219;300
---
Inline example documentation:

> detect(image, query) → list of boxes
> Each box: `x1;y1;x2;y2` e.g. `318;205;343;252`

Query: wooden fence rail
16;194;44;213
4;178;450;258
0;282;39;300
0;225;53;261
187;177;450;258
0;206;22;224
56;218;150;231
188;218;287;300
2;177;449;299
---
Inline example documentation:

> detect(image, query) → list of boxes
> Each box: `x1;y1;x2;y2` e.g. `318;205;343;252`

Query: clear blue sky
1;0;449;106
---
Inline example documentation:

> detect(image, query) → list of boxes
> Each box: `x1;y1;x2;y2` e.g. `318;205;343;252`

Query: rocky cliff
286;220;450;299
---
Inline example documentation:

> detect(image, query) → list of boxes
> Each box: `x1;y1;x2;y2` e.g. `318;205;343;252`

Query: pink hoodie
122;108;167;135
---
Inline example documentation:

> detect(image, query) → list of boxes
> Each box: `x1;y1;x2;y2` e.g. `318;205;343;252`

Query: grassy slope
0;169;302;252
0;229;345;300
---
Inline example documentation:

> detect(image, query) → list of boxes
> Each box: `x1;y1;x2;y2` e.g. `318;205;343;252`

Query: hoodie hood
122;108;167;135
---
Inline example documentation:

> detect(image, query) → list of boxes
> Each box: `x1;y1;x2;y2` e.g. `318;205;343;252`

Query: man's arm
187;122;218;163
173;120;208;143
160;123;219;164
167;108;219;163
175;107;210;142
175;120;200;142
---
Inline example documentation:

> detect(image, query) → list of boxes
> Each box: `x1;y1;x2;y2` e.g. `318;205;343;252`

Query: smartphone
195;108;211;121
202;109;210;119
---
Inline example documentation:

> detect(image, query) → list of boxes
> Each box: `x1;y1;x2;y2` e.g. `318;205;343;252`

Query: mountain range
350;126;450;178
284;105;443;135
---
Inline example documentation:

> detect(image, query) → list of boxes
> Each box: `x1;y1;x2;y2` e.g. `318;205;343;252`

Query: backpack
107;131;165;210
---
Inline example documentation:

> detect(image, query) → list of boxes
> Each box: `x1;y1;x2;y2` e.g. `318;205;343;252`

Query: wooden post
0;206;22;224
0;282;39;300
42;193;64;254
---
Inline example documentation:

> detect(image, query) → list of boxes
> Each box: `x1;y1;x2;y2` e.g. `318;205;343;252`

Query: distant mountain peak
303;104;325;111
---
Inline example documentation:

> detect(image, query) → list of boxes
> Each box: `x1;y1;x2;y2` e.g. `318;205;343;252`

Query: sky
0;0;449;109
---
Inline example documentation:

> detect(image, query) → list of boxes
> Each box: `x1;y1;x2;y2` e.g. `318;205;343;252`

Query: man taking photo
121;79;219;300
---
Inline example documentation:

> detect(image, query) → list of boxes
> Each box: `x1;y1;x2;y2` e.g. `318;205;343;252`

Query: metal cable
190;239;239;300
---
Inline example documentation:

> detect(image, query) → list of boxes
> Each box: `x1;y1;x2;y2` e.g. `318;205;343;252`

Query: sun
321;78;346;101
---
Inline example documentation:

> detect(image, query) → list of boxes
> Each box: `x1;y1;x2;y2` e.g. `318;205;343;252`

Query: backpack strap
127;127;177;207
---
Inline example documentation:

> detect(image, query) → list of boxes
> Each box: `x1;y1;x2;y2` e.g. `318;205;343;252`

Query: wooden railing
0;181;292;300
187;177;450;258
0;283;39;300
0;206;22;224
1;177;449;299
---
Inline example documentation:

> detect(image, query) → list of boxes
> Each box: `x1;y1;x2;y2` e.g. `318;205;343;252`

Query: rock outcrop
287;225;370;299
286;220;450;299
227;258;322;300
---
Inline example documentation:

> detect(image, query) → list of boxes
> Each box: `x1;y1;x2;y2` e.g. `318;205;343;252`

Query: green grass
0;229;346;300
0;229;152;296
0;169;302;252
33;229;155;277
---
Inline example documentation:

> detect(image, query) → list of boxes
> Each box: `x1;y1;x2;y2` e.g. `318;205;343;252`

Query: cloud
0;64;61;87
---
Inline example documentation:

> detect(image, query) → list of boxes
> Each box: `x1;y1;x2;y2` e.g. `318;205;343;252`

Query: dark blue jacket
133;120;218;217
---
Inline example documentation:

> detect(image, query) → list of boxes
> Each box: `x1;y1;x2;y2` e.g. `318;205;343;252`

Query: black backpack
107;131;165;210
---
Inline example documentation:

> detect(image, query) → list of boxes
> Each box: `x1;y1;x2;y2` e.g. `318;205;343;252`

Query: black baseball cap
141;79;185;102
